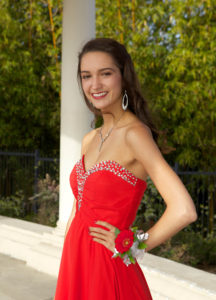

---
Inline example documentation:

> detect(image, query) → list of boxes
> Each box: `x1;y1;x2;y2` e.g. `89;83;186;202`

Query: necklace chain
99;113;124;152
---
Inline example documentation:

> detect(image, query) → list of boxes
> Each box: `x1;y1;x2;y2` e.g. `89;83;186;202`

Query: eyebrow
80;67;115;73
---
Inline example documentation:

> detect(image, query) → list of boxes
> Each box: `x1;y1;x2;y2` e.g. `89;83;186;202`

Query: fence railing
0;150;59;213
173;163;216;235
0;150;215;234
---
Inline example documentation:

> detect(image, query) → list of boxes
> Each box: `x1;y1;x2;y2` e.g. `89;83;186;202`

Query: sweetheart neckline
82;154;147;184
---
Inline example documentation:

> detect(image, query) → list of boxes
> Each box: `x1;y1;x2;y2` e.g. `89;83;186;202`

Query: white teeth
92;92;107;97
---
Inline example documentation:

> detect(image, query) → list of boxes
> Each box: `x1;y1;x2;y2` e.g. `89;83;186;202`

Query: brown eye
81;75;91;80
102;72;112;76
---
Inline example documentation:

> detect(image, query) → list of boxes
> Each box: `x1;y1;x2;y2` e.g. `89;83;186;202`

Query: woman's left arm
89;125;197;253
125;125;197;252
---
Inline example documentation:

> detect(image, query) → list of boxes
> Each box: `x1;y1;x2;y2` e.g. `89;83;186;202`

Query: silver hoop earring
122;90;128;110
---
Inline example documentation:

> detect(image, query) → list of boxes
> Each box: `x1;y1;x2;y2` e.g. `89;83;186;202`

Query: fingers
89;220;116;236
89;220;117;252
89;231;107;240
89;227;115;240
92;237;115;252
95;220;116;232
89;226;110;235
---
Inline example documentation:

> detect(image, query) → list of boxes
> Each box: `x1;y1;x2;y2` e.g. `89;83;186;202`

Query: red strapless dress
54;154;152;300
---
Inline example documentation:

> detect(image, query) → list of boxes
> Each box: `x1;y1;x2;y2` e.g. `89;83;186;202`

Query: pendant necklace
99;113;124;152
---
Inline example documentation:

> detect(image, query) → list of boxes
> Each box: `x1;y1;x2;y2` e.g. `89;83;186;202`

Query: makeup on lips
91;92;108;100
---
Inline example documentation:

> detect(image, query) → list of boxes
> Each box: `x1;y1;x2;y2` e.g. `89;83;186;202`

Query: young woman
54;38;197;300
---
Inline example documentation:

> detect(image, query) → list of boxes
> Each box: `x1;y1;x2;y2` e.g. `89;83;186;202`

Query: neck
101;103;126;130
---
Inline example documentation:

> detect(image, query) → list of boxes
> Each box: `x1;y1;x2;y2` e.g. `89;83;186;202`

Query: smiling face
80;51;123;112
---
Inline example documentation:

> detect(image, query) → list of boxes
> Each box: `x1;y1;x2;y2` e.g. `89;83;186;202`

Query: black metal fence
0;150;59;207
0;150;215;234
174;163;216;235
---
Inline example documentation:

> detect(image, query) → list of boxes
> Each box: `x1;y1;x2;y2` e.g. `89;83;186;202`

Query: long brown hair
77;38;158;142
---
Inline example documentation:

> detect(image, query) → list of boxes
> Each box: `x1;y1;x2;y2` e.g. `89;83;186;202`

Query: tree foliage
96;0;216;170
0;0;215;168
0;0;62;155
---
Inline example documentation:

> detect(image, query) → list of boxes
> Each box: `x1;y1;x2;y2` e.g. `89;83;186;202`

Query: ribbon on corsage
112;227;149;266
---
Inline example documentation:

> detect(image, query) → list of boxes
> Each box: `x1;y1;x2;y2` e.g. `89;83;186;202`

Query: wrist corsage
112;227;149;266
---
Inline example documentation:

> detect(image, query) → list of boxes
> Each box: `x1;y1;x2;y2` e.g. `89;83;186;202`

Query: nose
91;75;102;90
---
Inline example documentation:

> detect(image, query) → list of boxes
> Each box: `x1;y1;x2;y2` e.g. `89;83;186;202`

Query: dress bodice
70;155;147;230
55;155;152;300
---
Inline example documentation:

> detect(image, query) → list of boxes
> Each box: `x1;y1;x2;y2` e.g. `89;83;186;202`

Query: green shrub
0;191;25;217
29;174;59;227
151;231;216;272
134;177;165;231
134;177;216;273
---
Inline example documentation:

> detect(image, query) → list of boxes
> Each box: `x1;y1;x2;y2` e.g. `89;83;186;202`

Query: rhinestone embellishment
76;159;86;210
75;158;138;210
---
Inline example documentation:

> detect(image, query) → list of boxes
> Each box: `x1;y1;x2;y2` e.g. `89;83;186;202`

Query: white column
58;0;95;231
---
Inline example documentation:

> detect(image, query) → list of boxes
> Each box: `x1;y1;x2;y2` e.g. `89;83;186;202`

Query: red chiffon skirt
54;155;152;299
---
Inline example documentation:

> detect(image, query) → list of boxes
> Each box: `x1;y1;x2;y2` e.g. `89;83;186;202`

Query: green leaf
115;228;120;237
138;242;148;250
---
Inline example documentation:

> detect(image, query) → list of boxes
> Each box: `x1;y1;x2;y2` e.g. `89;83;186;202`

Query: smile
92;92;108;99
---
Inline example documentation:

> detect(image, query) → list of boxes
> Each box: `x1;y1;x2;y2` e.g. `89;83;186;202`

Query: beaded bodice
70;154;147;229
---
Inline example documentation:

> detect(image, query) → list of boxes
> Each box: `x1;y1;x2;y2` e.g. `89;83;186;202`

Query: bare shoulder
81;129;98;155
124;119;163;176
125;120;154;148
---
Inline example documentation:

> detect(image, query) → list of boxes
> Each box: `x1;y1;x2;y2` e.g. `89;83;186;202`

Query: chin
93;103;111;111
